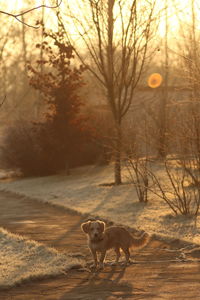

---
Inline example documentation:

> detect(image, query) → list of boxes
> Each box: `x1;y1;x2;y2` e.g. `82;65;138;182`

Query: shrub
148;159;200;216
1;119;102;176
0;121;50;176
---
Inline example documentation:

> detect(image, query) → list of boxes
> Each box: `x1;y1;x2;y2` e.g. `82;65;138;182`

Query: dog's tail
130;231;149;248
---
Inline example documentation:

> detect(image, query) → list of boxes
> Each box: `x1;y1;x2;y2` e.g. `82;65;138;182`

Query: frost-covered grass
0;227;83;289
0;163;200;244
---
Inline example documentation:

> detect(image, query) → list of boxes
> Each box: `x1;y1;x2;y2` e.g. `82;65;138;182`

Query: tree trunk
158;90;167;158
158;0;168;159
114;122;122;185
114;150;122;185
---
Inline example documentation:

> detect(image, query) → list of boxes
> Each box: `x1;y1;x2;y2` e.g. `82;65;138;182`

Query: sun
148;73;163;88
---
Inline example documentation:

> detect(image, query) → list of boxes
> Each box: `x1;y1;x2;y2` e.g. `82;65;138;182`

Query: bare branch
0;0;62;29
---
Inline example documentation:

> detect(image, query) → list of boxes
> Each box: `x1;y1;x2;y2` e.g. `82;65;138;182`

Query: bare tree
60;0;158;184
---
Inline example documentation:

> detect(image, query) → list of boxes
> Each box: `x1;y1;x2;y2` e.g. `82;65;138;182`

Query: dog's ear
98;220;105;233
81;221;91;233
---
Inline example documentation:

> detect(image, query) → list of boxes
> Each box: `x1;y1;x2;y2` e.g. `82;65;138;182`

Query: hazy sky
2;0;200;40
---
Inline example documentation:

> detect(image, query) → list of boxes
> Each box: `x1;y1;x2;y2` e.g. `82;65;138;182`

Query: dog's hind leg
122;247;130;264
115;247;121;263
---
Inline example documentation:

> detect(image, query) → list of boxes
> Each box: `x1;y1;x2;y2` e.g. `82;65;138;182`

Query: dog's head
81;220;105;242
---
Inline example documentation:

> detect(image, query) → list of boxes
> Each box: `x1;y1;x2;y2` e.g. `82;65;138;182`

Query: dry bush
126;155;149;203
124;118;151;202
124;102;200;212
149;159;200;216
142;100;200;216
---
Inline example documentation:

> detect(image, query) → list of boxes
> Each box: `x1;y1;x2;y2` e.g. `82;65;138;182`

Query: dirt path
0;191;200;299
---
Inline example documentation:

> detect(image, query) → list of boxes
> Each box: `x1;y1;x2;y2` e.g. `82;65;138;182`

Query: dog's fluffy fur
81;220;149;269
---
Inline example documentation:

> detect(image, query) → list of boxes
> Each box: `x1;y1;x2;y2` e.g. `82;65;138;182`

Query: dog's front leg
99;250;106;269
90;248;98;268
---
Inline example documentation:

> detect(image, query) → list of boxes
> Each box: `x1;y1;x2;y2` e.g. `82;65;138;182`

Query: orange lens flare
148;73;163;88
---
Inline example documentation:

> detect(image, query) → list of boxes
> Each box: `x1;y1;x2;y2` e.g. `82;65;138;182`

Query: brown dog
81;220;149;269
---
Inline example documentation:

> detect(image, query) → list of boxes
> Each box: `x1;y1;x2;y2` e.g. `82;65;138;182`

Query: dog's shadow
59;263;148;300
